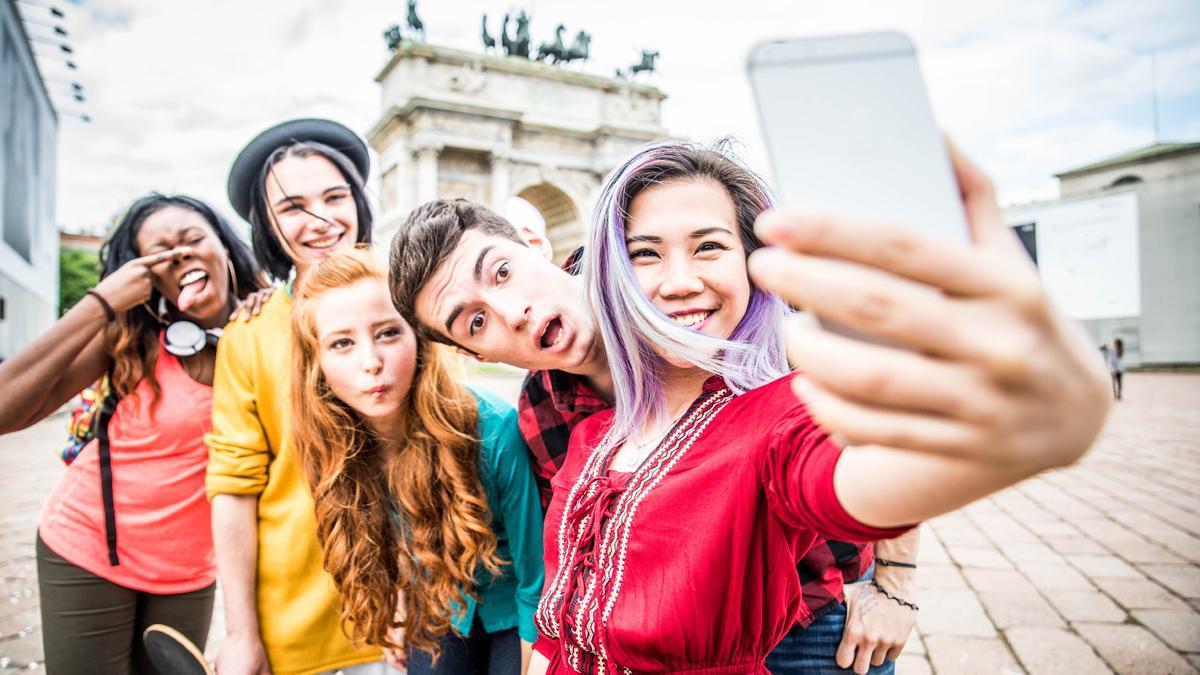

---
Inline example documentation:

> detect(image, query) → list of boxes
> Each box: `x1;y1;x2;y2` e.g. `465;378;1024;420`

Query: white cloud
1065;0;1200;51
989;119;1154;203
32;0;1200;232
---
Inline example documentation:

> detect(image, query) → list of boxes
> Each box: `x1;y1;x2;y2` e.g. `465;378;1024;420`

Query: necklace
610;406;689;472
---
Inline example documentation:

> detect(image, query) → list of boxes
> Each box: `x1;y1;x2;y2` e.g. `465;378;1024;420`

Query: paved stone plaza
1;372;1197;673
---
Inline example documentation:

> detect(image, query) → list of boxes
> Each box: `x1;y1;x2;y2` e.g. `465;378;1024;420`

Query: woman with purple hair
529;140;1110;674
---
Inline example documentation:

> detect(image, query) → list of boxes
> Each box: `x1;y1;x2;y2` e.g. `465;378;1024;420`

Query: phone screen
748;32;968;245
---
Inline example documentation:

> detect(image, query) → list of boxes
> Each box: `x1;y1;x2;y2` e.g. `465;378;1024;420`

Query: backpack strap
95;378;121;566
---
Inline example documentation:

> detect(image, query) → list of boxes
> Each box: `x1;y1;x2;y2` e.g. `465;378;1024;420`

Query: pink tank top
39;345;215;593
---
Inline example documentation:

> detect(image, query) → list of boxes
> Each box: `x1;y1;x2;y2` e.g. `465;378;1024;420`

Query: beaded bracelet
85;289;116;322
871;579;919;612
876;557;918;569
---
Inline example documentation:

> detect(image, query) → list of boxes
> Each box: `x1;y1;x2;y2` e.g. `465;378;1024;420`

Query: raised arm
749;141;1109;528
0;247;192;433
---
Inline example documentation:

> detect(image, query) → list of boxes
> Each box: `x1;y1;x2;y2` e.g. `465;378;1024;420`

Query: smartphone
746;32;968;245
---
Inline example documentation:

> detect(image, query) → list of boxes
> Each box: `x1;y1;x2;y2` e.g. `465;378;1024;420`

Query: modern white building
1005;142;1200;367
0;0;58;361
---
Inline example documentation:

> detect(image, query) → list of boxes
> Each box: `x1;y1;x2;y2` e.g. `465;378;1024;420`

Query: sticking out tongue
541;319;563;349
176;278;207;312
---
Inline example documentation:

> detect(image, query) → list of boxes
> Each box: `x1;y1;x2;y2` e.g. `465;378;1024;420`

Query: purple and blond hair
585;139;790;450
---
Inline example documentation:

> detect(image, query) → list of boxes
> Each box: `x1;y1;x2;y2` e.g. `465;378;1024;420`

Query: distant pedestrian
1108;338;1125;400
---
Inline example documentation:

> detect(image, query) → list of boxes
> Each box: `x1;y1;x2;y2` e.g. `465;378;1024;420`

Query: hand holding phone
747;139;1110;474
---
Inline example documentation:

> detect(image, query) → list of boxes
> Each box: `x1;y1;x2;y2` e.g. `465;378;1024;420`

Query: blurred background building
0;0;59;361
1005;142;1200;367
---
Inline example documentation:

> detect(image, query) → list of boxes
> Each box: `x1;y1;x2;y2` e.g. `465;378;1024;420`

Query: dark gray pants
36;534;215;674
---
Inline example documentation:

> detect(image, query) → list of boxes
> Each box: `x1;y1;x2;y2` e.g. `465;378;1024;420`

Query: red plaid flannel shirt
514;250;873;627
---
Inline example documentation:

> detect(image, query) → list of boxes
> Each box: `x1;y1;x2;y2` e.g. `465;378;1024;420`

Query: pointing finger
139;246;193;269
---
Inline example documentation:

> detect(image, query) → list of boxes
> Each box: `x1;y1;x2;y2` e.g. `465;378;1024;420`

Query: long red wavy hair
291;247;501;656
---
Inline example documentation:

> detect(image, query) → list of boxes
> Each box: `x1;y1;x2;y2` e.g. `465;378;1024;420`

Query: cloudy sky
25;0;1200;233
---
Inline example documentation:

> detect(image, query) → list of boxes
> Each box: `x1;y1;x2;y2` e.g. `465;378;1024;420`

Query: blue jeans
765;567;895;675
405;617;519;675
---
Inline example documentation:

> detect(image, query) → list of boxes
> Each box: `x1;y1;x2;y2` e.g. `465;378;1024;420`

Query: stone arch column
490;154;512;212
414;144;442;205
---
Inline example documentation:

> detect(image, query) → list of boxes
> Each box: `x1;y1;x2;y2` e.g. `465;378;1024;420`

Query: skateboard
142;624;214;675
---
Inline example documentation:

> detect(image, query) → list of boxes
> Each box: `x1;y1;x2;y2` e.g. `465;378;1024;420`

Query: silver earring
158;295;170;319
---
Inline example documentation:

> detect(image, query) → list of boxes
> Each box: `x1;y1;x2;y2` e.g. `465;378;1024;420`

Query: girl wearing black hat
205;119;395;675
0;194;267;674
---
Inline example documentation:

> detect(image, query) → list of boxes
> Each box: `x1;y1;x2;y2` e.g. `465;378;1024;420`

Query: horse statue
481;14;496;52
406;0;425;41
501;14;513;54
513;10;532;58
561;30;591;63
537;24;566;63
629;49;659;75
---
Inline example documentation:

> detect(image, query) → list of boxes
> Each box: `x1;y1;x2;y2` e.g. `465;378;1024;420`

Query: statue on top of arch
384;0;426;51
485;11;591;65
496;11;532;59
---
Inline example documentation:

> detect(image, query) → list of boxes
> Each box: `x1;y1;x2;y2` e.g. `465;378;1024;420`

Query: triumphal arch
367;41;667;262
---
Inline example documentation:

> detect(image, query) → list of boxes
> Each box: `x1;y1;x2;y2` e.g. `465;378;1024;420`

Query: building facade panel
1133;169;1200;364
0;0;58;360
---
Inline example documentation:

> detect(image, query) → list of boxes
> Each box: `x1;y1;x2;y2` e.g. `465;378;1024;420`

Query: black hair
389;199;525;345
247;141;374;281
101;193;264;305
98;193;265;398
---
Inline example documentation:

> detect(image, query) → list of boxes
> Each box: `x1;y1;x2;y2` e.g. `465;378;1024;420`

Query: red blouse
533;375;910;674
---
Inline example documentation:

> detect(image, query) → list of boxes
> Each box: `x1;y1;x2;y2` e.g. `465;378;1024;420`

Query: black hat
226;118;370;222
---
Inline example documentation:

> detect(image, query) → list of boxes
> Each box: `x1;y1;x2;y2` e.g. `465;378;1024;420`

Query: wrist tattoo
858;587;880;616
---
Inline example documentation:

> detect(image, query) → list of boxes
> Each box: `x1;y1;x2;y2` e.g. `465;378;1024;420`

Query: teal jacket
454;387;545;643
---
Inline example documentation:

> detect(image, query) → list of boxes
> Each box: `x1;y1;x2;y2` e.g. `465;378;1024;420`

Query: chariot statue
617;49;659;77
501;11;532;58
537;24;567;63
563;30;591;63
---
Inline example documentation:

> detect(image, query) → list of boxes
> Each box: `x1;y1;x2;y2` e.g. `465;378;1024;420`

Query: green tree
59;249;102;316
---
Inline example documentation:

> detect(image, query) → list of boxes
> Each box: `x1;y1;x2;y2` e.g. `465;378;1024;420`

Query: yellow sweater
205;290;380;675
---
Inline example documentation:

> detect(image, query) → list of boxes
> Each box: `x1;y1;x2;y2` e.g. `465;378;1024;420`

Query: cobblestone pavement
2;373;1197;674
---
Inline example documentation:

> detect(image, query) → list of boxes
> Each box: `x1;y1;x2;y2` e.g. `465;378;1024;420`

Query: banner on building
1005;191;1140;321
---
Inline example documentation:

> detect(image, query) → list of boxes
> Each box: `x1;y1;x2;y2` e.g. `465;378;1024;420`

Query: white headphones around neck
156;296;223;357
163;320;223;357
